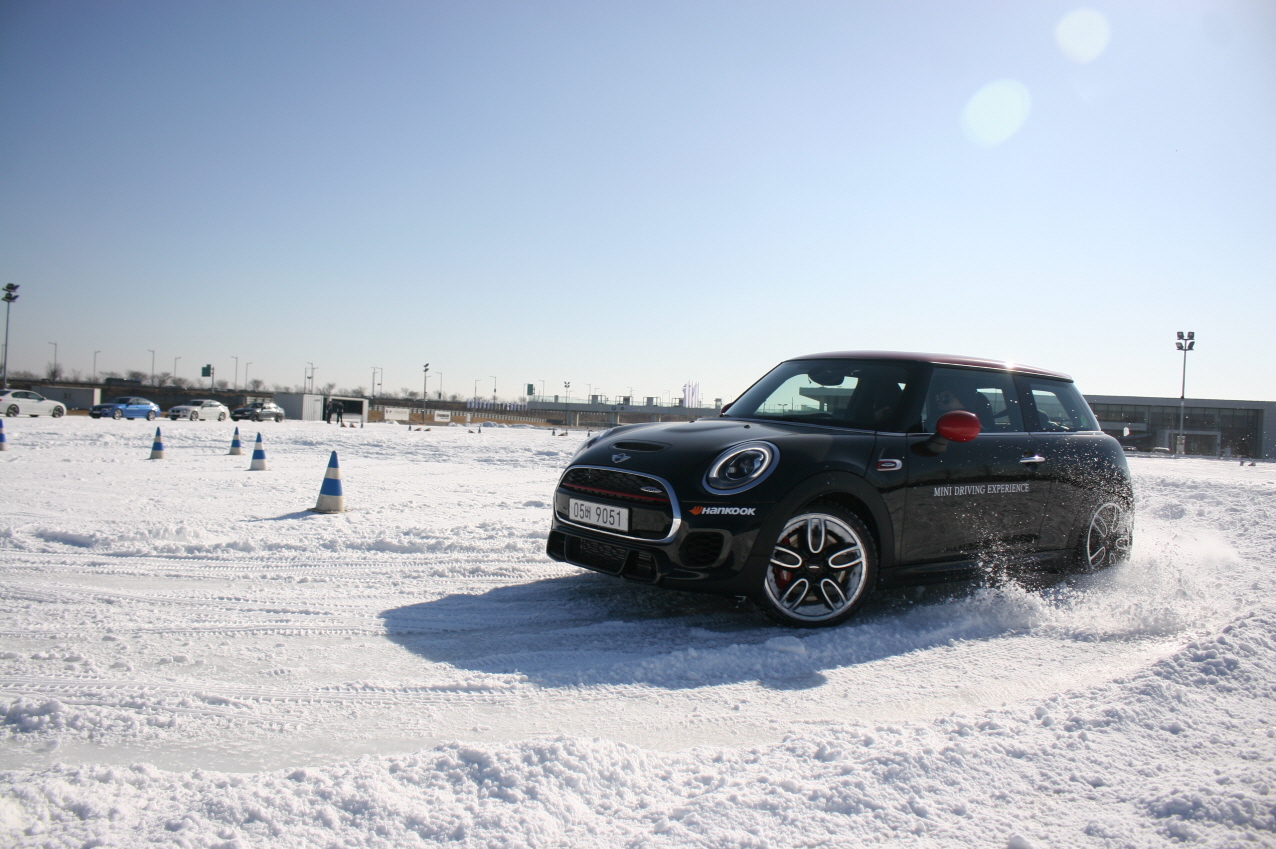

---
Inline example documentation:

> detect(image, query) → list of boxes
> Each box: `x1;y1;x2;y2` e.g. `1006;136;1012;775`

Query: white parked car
1;389;67;418
168;399;230;421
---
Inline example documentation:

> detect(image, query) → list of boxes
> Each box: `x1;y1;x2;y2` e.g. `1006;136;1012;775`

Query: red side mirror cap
936;410;980;443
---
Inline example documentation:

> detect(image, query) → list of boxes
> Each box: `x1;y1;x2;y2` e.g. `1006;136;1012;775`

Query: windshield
111;397;131;404
724;359;919;431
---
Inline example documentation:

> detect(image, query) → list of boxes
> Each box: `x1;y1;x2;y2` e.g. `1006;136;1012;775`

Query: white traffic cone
149;427;165;460
248;433;268;471
228;427;243;455
311;450;345;513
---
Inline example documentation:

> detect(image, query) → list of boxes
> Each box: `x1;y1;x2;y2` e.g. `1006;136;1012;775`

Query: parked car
90;397;161;420
0;389;66;418
546;351;1134;627
231;401;285;422
168;399;230;421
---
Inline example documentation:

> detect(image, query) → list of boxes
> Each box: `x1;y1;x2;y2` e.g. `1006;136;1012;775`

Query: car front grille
556;467;678;541
560;468;671;504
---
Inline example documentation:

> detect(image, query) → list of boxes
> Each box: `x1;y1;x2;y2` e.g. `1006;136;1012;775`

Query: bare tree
321;382;336;395
126;370;147;383
67;369;84;383
155;371;172;387
171;376;191;389
44;362;64;381
404;388;420;400
249;378;264;391
215;379;229;390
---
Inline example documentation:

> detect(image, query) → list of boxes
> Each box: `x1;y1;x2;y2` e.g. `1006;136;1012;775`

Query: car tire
252;412;261;422
1077;501;1132;572
190;411;199;421
112;409;123;420
275;415;283;422
758;501;878;628
5;404;17;417
51;406;64;418
218;412;226;421
147;410;156;421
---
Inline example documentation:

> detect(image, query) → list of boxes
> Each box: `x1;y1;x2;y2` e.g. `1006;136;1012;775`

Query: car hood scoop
610;441;668;452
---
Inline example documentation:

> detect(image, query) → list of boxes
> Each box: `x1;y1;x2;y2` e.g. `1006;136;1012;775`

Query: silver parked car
168;399;230;421
1;389;67;418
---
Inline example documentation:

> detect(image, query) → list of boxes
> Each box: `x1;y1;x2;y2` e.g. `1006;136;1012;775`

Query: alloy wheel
764;511;872;625
1085;502;1131;569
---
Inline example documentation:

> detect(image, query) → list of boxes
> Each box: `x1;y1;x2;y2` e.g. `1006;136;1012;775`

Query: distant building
1084;394;1275;459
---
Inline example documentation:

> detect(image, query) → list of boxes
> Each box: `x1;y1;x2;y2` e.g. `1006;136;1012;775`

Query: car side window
922;368;1025;433
1021;379;1099;432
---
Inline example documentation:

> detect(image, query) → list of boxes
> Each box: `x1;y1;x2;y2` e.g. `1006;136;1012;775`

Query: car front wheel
190;411;199;421
275;415;283;422
146;410;156;421
112;409;123;420
5;405;17;417
218;412;226;421
759;502;877;627
1079;501;1132;571
51;406;64;418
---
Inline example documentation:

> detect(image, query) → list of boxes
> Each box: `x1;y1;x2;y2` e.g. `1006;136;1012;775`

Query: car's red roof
790;351;1072;380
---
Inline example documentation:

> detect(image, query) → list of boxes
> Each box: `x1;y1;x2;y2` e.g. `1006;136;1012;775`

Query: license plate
568;499;630;531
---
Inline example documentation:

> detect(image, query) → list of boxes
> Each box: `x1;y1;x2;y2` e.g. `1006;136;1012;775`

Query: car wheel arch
744;471;896;575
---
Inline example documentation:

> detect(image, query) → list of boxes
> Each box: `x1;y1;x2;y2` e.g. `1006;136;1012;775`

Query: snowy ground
1;417;1274;848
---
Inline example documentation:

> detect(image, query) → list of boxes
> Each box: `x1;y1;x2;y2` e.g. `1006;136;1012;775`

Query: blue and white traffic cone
0;418;6;451
149;427;165;460
311;451;345;513
228;427;243;456
248;433;268;471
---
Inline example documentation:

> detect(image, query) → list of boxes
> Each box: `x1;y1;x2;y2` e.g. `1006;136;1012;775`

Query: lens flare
961;79;1032;147
1056;8;1111;64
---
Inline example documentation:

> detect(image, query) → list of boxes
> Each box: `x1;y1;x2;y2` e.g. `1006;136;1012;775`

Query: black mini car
546;351;1133;627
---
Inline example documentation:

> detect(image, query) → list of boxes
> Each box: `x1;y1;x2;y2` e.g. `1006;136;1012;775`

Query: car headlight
704;442;778;494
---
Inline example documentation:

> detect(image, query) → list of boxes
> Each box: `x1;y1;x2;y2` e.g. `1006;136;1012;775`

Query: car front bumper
546;473;773;595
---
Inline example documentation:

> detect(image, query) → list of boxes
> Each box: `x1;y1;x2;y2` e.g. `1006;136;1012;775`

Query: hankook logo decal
690;506;757;516
612;453;631;464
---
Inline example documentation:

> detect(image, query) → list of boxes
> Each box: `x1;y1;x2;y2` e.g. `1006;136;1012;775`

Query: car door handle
1019;455;1046;465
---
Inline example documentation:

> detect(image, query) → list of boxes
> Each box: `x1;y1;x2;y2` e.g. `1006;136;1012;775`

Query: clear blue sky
2;1;1273;402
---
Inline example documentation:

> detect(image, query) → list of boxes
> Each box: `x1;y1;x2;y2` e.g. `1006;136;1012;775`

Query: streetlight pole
232;356;239;391
435;371;442;400
93;351;101;383
473;379;480;403
490;376;497;402
173;356;180;385
422;364;429;423
148;350;155;387
244;362;252;391
1;284;17;389
48;342;58;379
1175;331;1196;455
306;362;315;393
